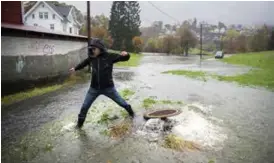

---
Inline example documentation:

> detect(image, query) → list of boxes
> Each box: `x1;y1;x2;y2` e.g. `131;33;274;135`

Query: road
2;54;274;163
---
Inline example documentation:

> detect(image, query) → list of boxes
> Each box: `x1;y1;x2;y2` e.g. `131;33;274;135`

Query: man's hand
121;51;128;56
69;67;75;73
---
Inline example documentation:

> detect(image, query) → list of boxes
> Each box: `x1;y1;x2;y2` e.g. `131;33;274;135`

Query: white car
215;51;224;59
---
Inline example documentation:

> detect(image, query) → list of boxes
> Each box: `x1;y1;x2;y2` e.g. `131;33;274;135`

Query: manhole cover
144;109;181;120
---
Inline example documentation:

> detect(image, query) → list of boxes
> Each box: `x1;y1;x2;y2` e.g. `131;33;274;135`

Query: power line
147;1;179;23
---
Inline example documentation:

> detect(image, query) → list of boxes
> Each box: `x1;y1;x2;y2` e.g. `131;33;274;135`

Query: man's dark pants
78;86;133;123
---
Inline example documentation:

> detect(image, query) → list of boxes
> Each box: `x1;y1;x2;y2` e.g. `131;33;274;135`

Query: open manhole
143;109;181;120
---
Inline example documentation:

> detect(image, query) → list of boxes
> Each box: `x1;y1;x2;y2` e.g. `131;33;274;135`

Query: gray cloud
63;1;274;26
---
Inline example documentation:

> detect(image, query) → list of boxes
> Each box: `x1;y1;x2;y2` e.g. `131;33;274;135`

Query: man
70;38;135;128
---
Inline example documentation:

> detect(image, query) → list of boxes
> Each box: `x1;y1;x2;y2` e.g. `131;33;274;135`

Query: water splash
135;103;227;151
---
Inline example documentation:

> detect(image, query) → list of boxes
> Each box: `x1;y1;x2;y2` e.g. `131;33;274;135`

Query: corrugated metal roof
1;23;86;38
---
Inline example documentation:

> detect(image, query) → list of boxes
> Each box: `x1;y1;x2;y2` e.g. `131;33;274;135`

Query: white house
24;1;81;35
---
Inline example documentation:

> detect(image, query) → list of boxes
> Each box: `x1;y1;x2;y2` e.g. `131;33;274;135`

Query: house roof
45;2;72;18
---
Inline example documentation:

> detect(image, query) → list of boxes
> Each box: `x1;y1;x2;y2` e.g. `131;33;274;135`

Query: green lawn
1;72;90;106
162;51;274;90
220;51;274;90
108;49;143;67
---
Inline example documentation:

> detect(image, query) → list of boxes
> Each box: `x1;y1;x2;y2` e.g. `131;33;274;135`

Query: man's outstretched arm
110;51;130;63
70;58;90;72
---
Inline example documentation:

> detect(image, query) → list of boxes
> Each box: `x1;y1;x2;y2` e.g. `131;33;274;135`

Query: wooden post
87;1;91;72
200;23;202;60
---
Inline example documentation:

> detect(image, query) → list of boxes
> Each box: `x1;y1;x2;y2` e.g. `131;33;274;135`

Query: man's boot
125;105;135;118
76;118;85;129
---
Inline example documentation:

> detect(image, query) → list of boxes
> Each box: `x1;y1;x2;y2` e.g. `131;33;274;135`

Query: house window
44;12;48;19
69;27;72;33
34;24;38;26
32;14;35;19
53;14;55;19
39;12;43;19
42;4;44;7
50;24;54;30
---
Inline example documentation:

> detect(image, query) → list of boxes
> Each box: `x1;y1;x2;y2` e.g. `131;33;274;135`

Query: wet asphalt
2;54;274;163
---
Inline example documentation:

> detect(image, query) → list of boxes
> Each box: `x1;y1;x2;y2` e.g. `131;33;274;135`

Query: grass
1;85;63;106
219;51;274;90
1;72;90;106
142;97;184;109
115;53;143;67
189;48;213;56
120;110;129;118
119;88;135;100
97;112;111;124
108;49;143;67
162;70;207;81
160;100;173;104
162;51;274;90
108;121;132;138
143;97;157;108
163;134;200;151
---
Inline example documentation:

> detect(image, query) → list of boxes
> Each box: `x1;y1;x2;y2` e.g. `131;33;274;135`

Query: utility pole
87;1;91;72
200;23;203;60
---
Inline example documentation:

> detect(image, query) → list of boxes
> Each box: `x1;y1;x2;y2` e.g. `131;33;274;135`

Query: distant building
24;1;81;35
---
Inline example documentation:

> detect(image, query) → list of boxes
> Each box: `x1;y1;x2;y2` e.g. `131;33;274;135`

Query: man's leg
77;87;99;128
103;87;135;117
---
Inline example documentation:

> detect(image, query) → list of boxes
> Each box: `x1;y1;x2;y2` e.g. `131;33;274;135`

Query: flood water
2;54;274;163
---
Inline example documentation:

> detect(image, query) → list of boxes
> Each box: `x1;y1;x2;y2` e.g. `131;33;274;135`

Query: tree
109;1;141;51
249;25;269;52
109;1;126;50
223;29;240;53
218;21;226;33
124;1;141;51
162;35;177;54
269;28;274;50
192;18;197;30
132;36;143;53
146;38;158;52
91;26;108;39
176;25;198;56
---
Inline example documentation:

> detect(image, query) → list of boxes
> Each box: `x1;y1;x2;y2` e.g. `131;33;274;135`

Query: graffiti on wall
43;44;55;55
16;55;25;73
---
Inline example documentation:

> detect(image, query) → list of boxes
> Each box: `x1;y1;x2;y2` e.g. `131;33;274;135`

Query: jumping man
70;38;135;128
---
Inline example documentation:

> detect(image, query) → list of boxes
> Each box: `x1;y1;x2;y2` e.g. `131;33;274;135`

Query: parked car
215;51;224;59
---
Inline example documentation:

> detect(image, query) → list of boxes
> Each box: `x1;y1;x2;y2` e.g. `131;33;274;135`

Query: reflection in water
113;70;135;81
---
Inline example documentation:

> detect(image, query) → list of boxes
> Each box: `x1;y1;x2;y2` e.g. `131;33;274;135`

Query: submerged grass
1;72;90;106
143;97;157;109
143;97;184;109
162;70;207;81
119;88;135;100
163;134;200;151
108;121;132;138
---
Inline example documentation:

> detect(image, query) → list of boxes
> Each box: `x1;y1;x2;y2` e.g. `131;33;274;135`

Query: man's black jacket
75;52;130;89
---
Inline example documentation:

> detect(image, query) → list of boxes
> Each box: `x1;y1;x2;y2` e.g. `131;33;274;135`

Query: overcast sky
62;1;274;27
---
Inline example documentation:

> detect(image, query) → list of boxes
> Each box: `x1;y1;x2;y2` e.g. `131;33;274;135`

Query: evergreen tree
109;1;141;51
269;28;274;50
109;1;126;50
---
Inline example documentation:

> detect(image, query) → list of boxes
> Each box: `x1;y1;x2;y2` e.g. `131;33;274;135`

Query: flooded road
2;54;274;163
